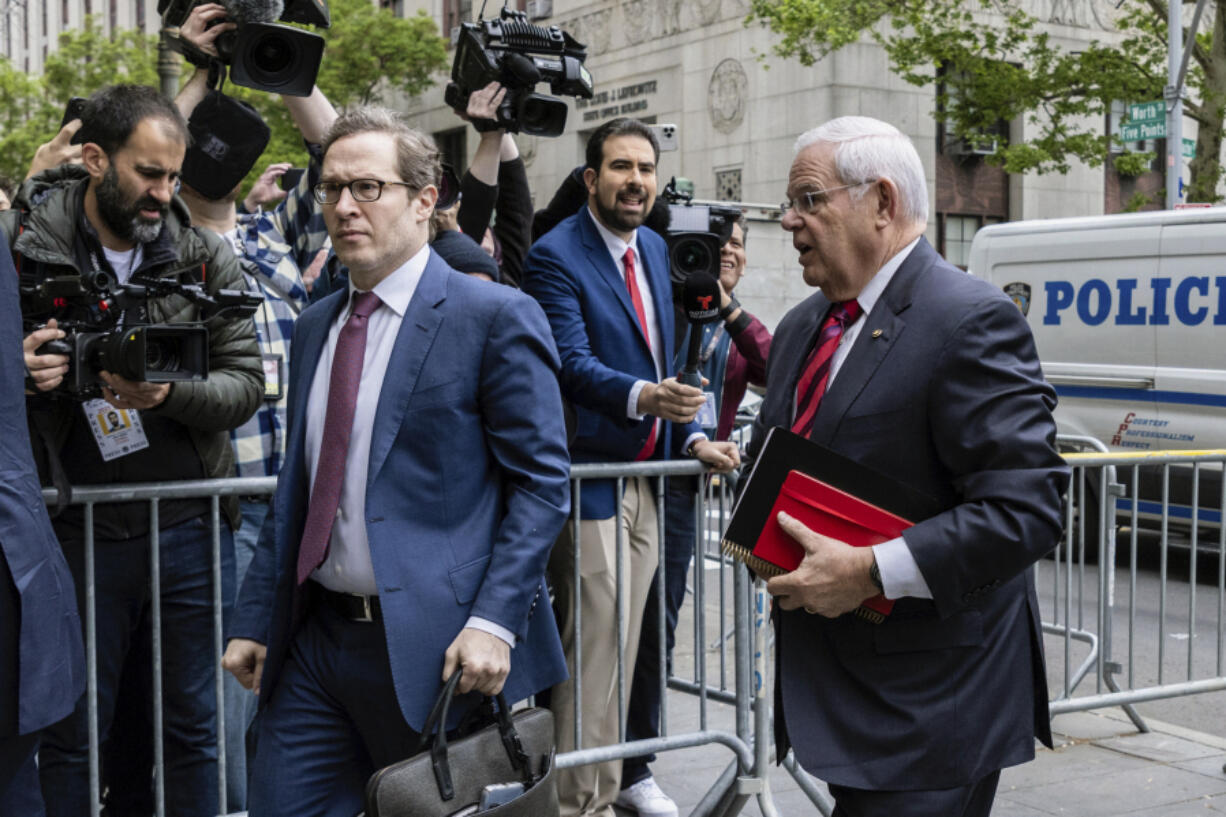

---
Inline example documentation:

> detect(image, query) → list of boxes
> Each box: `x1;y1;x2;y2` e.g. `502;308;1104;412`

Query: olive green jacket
4;166;262;528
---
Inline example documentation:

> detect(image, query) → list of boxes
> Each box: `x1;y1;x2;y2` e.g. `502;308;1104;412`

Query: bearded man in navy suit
224;107;570;817
751;117;1068;817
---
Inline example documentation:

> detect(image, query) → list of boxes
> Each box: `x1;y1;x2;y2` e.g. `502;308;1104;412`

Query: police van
967;208;1226;549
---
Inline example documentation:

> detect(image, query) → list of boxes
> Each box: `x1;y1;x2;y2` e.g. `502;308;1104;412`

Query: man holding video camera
12;84;262;817
522;118;739;817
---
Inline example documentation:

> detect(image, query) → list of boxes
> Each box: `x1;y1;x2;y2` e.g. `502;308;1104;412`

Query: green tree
0;2;447;193
316;0;447;109
0;16;159;184
747;0;1226;202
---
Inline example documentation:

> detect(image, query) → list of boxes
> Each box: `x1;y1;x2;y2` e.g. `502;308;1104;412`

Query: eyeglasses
313;179;413;205
780;179;877;215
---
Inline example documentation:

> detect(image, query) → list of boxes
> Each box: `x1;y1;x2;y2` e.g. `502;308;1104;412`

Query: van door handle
1045;374;1155;389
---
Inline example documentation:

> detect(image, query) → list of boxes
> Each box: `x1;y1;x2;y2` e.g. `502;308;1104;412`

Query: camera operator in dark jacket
453;82;534;287
8;84;261;817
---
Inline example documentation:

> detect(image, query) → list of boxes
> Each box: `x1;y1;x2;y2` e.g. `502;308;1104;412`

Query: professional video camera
160;0;328;97
659;177;743;293
23;269;262;401
443;4;593;137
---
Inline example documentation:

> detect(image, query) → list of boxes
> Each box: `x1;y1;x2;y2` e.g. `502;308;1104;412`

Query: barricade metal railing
554;461;765;816
1043;445;1226;724
40;444;1226;817
42;475;275;817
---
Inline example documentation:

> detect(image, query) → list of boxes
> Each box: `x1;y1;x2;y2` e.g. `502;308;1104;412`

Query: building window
62;0;70;26
715;168;742;202
938;214;1001;270
136;0;146;30
443;0;472;40
109;0;117;30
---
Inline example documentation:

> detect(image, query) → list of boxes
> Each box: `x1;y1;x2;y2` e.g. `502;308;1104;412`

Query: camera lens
251;33;294;74
521;97;549;127
145;340;181;373
672;239;714;277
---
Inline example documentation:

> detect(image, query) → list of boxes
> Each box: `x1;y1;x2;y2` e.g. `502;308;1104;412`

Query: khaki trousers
549;476;659;817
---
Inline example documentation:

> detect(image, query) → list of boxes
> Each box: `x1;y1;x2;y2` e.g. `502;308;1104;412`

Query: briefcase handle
417;668;533;802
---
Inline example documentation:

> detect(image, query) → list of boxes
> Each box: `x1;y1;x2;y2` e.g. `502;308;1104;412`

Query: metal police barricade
42;463;776;817
1044;446;1226;725
43;475;276;817
559;460;767;817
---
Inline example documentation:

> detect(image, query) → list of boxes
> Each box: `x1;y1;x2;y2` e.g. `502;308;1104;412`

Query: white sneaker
614;776;679;817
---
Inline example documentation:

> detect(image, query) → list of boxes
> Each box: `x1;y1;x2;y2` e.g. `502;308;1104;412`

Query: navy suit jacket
0;231;84;738
232;250;571;729
522;207;701;519
751;238;1069;789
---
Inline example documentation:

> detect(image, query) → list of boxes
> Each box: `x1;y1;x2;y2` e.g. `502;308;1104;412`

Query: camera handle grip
35;338;72;357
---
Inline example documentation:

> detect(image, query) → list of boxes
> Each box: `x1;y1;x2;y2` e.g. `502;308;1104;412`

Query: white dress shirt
585;207;706;455
823;237;933;600
305;244;514;644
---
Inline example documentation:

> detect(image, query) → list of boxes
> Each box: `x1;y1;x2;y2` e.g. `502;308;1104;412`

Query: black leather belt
312;584;382;623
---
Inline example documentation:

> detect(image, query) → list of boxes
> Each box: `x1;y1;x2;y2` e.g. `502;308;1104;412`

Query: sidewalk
633;693;1226;816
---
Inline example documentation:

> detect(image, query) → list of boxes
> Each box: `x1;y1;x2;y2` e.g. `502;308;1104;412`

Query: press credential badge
83;398;150;461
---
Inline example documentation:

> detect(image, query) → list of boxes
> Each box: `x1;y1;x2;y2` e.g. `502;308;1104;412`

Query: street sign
1183;138;1196;159
1121;121;1167;141
1127;100;1165;125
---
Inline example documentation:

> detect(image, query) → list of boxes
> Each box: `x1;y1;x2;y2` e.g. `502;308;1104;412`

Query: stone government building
408;0;1176;330
0;0;1179;330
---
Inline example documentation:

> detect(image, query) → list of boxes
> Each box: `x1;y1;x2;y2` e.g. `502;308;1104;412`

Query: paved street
620;543;1226;815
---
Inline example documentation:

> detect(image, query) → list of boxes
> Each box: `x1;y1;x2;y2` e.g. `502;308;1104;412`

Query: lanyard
700;322;726;366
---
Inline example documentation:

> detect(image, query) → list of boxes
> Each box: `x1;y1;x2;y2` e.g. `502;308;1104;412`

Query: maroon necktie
790;300;862;438
296;290;382;585
624;247;658;460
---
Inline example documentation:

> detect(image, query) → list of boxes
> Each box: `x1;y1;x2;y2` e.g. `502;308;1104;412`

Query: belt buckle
355;593;374;623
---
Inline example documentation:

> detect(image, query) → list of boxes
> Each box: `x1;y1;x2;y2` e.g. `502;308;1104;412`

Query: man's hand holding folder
767;511;882;618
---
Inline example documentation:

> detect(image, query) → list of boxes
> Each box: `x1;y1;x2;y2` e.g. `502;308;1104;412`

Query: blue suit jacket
751;238;1069;789
522;207;700;519
232;250;570;729
0;231;84;737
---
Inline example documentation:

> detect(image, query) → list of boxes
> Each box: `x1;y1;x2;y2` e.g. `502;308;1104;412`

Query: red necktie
790;300;862;438
623;247;658;461
296;290;382;585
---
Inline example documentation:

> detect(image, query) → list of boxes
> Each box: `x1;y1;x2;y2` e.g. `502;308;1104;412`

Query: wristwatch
718;296;741;320
868;557;884;592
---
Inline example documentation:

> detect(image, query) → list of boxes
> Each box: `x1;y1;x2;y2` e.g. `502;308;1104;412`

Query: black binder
723;426;943;562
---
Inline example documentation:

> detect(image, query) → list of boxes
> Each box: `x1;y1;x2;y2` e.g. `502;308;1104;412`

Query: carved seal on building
622;0;653;45
707;58;747;134
696;0;723;26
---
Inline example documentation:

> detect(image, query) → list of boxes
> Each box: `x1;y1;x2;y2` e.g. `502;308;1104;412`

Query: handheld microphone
679;272;721;388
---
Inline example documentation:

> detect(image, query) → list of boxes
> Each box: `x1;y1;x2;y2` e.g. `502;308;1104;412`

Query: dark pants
622;476;698;788
829;770;1001;817
222;497;268;813
39;515;234;817
245;594;424;817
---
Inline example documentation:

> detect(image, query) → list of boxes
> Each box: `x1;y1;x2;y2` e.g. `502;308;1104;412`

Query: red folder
741;469;914;622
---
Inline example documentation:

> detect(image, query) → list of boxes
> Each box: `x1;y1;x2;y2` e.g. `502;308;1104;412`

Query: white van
967;209;1226;545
